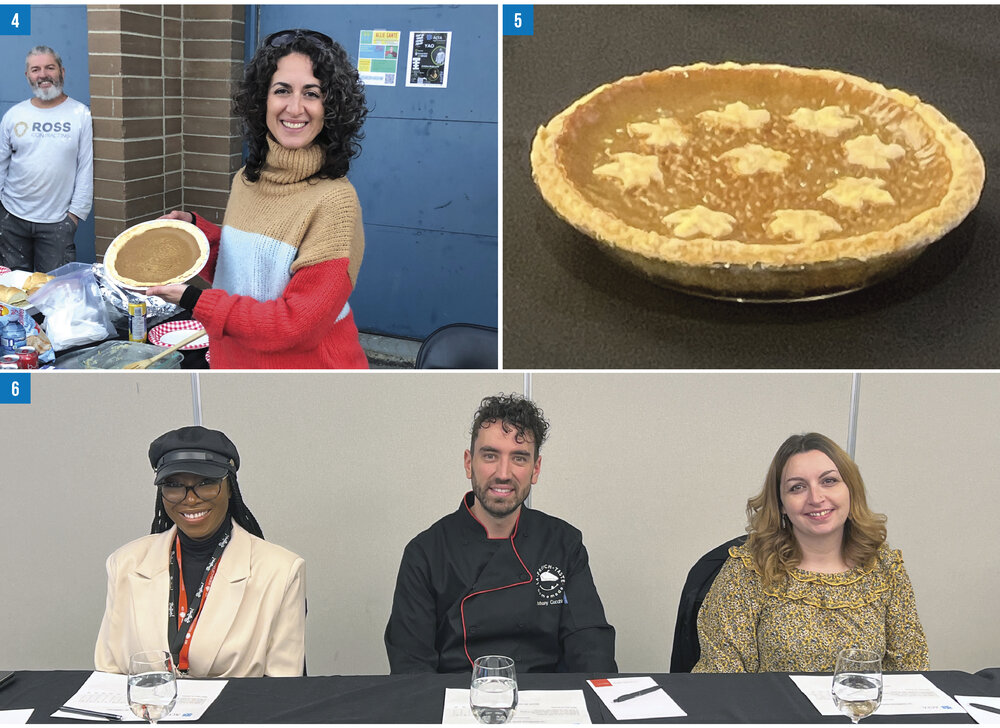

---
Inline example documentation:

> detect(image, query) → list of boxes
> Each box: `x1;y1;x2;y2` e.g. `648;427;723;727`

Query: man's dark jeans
0;204;77;273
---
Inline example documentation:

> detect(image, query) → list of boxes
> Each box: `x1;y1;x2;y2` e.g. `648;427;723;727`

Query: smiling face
779;449;851;545
465;420;541;528
161;473;231;541
25;52;64;102
265;52;325;150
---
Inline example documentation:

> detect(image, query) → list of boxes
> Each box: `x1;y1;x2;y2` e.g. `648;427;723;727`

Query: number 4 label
503;5;533;36
1;6;31;35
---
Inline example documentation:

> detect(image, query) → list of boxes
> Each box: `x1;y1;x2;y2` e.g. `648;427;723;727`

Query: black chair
414;323;498;369
670;534;747;673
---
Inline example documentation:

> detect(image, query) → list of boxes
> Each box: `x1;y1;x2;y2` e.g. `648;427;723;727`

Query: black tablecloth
3;670;999;723
503;6;1000;368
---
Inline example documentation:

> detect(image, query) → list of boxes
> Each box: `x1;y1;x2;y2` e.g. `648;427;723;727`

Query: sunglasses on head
263;29;334;48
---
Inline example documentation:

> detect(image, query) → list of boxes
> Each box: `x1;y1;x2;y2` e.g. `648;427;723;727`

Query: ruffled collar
731;542;901;610
259;136;324;185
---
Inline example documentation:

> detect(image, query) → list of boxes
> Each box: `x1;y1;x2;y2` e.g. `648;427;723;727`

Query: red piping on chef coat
460;501;533;667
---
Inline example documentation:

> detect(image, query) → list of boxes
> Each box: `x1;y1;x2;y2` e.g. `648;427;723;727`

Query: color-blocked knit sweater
192;138;367;369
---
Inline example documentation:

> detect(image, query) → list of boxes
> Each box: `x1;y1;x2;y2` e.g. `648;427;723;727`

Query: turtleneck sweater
176;516;234;599
189;137;367;369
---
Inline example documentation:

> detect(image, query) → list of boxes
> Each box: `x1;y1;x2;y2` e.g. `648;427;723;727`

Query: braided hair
150;473;264;539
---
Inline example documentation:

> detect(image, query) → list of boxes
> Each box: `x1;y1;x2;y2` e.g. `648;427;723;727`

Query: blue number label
1;5;31;35
503;5;533;36
0;374;31;403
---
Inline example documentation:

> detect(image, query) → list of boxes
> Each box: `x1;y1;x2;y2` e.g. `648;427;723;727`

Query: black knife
970;703;1000;716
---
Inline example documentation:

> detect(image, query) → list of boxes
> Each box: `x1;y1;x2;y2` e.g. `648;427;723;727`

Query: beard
470;472;530;519
31;75;64;102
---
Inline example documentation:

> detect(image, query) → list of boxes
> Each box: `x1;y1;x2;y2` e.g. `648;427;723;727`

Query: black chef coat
385;492;617;674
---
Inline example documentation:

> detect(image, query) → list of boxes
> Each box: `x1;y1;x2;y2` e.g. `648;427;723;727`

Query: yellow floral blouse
692;543;929;673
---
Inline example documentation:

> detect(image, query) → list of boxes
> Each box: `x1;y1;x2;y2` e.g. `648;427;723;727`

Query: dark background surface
5;669;1000;723
503;6;1000;369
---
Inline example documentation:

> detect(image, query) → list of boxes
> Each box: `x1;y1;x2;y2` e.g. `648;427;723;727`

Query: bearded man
384;393;618;674
0;46;93;271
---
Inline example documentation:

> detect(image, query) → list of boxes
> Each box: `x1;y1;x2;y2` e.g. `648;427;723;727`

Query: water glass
470;655;517;724
127;650;178;725
831;648;883;723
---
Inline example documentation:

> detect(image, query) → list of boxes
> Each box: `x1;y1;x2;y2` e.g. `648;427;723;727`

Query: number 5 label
503;5;533;36
0;374;31;403
0;5;31;35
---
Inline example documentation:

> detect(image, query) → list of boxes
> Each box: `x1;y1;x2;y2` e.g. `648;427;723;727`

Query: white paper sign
791;673;965;716
955;696;1000;724
587;676;687;721
443;687;591;724
52;671;228;722
0;710;33;725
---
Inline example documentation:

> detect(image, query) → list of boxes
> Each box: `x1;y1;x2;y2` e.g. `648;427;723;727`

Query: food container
52;340;184;369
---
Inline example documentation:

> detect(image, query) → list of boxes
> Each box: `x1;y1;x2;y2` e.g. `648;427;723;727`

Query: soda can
0;354;20;369
17;346;38;370
128;301;148;343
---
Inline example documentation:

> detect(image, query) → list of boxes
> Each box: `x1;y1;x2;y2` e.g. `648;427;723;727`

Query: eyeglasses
158;478;225;504
263;29;333;49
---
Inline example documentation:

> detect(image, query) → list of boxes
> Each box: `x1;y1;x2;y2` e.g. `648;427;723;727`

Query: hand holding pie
104;219;209;289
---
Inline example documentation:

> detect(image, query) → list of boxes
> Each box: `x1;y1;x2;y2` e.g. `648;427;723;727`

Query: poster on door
357;29;401;86
406;31;452;88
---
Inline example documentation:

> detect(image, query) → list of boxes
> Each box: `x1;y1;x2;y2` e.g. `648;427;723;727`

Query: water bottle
1;319;28;355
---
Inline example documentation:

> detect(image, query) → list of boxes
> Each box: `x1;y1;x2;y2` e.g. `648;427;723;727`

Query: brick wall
87;5;245;260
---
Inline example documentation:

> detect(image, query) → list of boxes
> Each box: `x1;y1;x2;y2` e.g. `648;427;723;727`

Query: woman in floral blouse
693;432;929;673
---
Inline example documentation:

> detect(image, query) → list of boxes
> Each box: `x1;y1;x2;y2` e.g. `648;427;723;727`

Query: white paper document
52;671;228;722
0;710;33;725
587;676;687;721
791;673;965;716
955;696;1000;724
442;687;591;724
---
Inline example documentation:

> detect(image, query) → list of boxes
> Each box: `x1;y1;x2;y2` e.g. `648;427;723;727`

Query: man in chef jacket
385;393;618;674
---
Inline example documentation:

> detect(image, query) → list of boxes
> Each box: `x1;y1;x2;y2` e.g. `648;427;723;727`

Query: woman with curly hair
692;433;929;673
148;29;369;368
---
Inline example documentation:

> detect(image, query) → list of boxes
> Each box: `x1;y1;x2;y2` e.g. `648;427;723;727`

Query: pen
970;703;1000;716
613;685;663;703
58;706;124;721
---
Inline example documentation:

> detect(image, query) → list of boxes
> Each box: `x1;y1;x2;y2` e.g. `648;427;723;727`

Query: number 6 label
503;5;533;36
0;374;31;403
0;5;31;35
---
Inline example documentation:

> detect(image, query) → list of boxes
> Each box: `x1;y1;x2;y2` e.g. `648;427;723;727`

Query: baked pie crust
530;62;985;301
105;220;210;289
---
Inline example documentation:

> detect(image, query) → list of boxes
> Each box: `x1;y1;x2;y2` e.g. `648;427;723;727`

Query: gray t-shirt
0;97;93;223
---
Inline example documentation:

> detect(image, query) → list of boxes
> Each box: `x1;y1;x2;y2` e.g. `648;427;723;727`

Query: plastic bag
94;264;181;339
28;262;117;350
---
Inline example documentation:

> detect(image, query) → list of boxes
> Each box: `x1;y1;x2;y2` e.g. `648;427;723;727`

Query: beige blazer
94;522;305;678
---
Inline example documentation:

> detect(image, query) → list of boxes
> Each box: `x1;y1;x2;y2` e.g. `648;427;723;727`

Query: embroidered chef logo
535;564;565;606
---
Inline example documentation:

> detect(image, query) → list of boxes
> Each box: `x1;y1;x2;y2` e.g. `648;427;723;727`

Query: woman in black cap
95;426;306;678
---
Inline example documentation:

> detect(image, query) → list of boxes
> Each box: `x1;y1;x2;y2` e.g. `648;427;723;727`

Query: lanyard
167;529;230;673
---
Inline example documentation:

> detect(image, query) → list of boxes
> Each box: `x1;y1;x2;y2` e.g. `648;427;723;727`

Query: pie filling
557;66;952;248
106;222;208;288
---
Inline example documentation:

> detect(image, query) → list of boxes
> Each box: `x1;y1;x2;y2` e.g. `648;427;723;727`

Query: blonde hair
745;433;887;586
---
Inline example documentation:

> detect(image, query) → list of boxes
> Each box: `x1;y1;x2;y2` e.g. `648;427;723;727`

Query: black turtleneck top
176;515;233;598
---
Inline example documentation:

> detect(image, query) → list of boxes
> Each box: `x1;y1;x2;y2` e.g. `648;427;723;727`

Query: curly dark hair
470;393;550;460
234;30;368;183
151;473;264;540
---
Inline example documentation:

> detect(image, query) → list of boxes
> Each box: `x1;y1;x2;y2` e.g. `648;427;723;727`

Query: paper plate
148;320;209;350
105;219;209;290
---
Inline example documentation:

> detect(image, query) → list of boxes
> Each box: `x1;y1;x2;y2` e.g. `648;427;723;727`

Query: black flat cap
149;426;240;484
